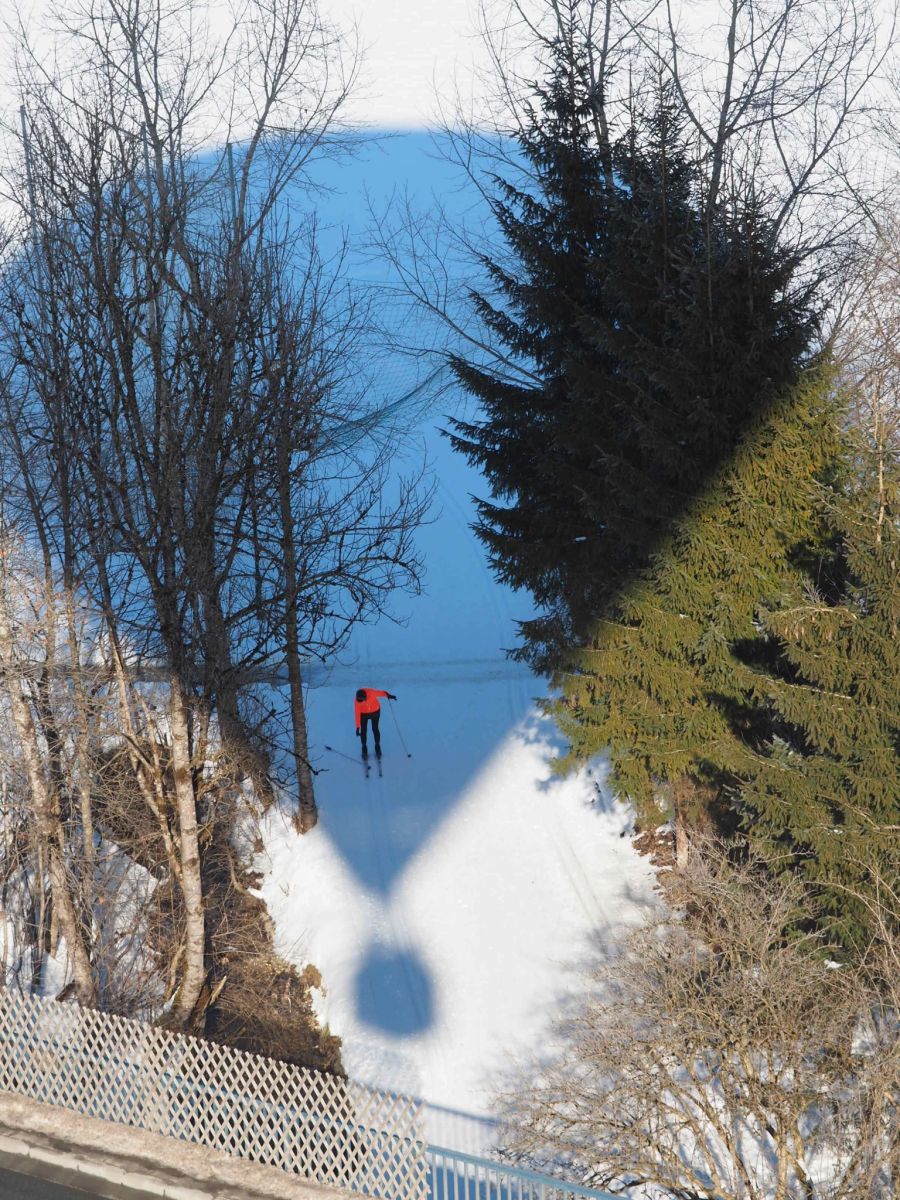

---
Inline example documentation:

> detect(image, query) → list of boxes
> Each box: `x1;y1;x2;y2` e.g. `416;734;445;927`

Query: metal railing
427;1145;617;1200
0;987;617;1200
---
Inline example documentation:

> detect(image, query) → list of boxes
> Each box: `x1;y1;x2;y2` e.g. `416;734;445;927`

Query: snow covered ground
254;135;660;1154
259;677;657;1151
255;394;657;1151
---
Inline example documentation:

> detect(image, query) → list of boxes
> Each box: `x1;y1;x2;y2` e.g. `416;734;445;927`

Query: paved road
0;1164;98;1198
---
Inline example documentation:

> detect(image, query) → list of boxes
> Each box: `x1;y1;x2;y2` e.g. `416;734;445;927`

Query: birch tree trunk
165;677;206;1029
0;589;95;1006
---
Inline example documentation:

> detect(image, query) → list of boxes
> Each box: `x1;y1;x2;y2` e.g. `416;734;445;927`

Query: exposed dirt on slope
92;741;342;1074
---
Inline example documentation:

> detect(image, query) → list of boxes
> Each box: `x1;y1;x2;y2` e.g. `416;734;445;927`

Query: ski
363;756;371;778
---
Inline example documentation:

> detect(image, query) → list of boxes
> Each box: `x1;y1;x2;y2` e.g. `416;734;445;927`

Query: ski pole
388;700;412;758
324;744;363;765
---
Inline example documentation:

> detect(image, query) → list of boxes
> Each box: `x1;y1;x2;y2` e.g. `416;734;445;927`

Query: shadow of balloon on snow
355;942;435;1036
301;678;536;897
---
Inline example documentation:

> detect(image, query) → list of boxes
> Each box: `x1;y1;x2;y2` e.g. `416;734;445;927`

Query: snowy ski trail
253;149;661;1148
259;659;659;1153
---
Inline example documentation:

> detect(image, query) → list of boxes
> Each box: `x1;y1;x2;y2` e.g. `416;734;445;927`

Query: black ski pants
360;709;381;755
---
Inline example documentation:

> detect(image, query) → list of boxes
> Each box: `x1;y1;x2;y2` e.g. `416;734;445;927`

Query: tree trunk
275;431;318;833
287;647;316;833
672;781;691;871
165;679;206;1029
202;585;274;808
0;601;95;1007
29;847;47;995
63;588;96;941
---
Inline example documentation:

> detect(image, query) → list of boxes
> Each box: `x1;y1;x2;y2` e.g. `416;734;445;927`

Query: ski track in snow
256;138;661;1154
256;417;660;1152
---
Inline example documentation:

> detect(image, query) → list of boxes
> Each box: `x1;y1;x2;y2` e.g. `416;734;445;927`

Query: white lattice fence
0;988;426;1200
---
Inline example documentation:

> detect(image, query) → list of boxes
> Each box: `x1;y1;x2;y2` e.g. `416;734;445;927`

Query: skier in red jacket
354;687;397;758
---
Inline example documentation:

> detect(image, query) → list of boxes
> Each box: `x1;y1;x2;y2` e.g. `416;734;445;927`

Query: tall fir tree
735;439;900;951
449;43;616;646
450;39;826;836
552;368;845;835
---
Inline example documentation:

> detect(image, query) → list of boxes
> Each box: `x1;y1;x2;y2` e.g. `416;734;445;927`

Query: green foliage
736;441;900;952
449;49;616;634
451;27;899;956
453;77;814;658
549;369;845;828
450;41;824;832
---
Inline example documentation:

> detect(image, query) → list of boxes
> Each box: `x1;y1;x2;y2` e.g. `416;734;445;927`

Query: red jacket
354;688;390;728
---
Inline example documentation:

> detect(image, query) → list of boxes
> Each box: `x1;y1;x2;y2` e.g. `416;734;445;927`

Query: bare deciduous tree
375;0;893;384
500;842;900;1200
0;529;167;1011
0;0;428;1025
475;0;893;241
838;215;900;533
0;544;95;1007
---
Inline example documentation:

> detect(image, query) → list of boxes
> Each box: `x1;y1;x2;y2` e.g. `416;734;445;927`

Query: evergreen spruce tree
735;442;900;951
451;39;825;836
552;368;845;835
449;44;616;649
